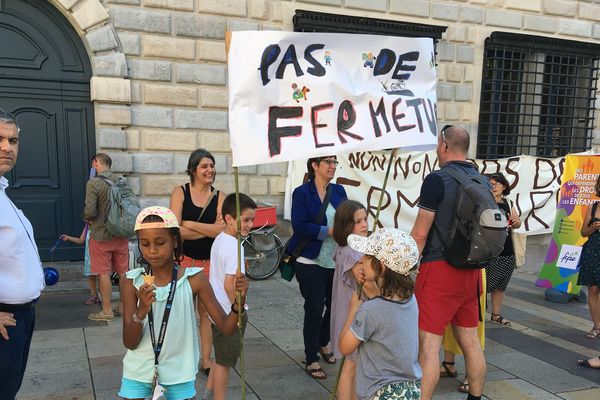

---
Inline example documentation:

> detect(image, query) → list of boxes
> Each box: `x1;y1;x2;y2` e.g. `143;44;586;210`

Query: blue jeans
294;262;334;364
0;305;35;400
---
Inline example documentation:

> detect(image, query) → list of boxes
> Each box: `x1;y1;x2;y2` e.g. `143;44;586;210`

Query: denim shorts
119;377;195;400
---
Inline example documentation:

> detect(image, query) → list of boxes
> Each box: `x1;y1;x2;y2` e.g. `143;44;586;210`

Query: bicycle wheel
244;234;284;280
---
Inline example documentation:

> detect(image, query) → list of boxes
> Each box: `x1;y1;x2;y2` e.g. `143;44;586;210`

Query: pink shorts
181;256;210;277
89;237;129;275
415;260;482;335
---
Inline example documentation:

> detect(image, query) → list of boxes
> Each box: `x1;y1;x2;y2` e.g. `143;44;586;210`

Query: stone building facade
44;0;600;212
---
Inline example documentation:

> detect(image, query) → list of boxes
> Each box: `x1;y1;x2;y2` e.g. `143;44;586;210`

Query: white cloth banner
228;31;438;167
285;151;571;235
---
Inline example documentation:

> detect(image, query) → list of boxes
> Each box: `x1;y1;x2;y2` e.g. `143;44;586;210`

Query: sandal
305;364;327;380
113;305;123;317
577;356;600;369
458;380;469;393
585;327;600;339
440;361;458;378
84;295;100;305
319;348;336;364
491;313;511;327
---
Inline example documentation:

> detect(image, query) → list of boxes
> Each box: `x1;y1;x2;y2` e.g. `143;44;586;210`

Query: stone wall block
456;45;474;63
436;64;446;81
542;0;577;17
173;14;226;39
133;153;174;173
105;152;133;173
144;84;198;107
129;60;171;81
96;104;131;126
131;81;141;103
126;129;140;150
454;85;472;102
485;9;522;29
389;0;429;17
86;25;118;52
228;19;259;31
432;2;460;21
437;42;455;62
578;3;600;22
142;36;195;60
436;103;445;121
199;131;231;152
93;53;128;77
461;104;472;121
258;162;287;176
90;76;131;103
198;0;248;17
108;0;141;4
293;0;341;6
248;177;269;195
446;64;463;83
594;24;600;40
464;65;474;83
346;0;386;12
142;176;189;196
125;176;141;195
142;130;198;151
200;87;228;109
214;154;229;174
174;153;189;174
506;0;541;12
58;0;80;9
558;20;592;37
98;128;127;149
197;41;227;62
175;110;227;130
238;165;258;175
445;104;461;121
118;33;141;56
144;0;194;11
437;83;454;101
131;106;174;128
250;0;269;19
524;15;557;33
446;26;466;42
460;6;484;24
72;0;109;30
176;64;226;85
269;177;286;195
112;7;170;33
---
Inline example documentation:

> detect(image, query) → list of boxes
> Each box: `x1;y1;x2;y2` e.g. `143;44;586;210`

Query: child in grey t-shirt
339;228;422;400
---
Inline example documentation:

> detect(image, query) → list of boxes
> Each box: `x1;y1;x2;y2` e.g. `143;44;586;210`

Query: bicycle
243;204;285;280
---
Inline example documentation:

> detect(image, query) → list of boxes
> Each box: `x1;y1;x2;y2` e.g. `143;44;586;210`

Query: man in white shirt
0;108;45;400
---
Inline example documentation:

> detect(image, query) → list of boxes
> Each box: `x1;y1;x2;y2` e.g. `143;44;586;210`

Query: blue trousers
0;306;35;400
294;262;334;364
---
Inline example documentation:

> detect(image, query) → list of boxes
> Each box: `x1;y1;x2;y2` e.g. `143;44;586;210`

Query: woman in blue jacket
287;156;348;380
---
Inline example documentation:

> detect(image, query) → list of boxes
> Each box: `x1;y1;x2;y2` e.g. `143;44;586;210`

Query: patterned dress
578;202;600;287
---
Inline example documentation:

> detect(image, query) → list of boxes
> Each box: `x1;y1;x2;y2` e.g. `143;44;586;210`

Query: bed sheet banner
228;31;438;167
284;151;591;236
536;154;600;294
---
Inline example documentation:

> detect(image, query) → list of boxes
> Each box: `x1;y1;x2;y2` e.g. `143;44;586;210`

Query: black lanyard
147;264;178;366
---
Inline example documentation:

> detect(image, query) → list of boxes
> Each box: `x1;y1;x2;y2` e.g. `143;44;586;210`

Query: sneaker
88;311;115;322
84;295;100;305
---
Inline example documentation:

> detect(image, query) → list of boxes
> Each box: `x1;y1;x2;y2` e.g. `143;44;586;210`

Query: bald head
443;125;470;155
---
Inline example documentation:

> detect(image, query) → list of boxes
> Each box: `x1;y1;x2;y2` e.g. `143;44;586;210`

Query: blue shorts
119;377;196;400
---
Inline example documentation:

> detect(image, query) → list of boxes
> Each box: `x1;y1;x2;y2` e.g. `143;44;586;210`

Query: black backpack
438;167;508;269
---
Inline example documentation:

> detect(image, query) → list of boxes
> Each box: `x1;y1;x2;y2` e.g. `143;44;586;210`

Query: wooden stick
233;167;246;399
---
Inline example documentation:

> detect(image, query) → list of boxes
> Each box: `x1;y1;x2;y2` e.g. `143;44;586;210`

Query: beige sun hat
347;228;419;275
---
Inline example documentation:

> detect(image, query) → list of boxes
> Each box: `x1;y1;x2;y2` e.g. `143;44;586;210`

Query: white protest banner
228;31;438;167
285;150;576;235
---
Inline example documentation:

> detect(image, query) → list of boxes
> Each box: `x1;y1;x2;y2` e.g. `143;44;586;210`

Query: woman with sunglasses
287;156;348;379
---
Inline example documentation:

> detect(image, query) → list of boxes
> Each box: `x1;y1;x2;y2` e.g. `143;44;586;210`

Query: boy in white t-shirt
205;193;256;400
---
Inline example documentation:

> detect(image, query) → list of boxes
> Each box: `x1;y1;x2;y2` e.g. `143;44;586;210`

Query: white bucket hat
347;228;419;275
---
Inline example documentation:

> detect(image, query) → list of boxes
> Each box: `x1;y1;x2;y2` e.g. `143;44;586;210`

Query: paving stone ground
17;270;600;399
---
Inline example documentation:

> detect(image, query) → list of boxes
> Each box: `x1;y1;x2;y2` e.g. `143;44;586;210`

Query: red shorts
181;256;210;277
415;260;482;335
89;237;129;275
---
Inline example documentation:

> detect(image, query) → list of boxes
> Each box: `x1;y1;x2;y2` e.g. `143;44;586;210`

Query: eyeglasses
490;182;501;188
320;159;339;166
440;124;452;150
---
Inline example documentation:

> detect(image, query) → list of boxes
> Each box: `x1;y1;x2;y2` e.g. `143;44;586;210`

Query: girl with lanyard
119;207;247;400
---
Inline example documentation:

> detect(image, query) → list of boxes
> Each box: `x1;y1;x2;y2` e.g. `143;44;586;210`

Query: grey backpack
439;167;508;269
99;176;141;238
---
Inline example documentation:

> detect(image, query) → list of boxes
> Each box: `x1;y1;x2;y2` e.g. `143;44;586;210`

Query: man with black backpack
83;153;130;322
411;126;507;400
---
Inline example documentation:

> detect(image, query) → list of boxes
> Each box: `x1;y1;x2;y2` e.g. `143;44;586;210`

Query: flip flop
577;357;600;369
319;348;336;364
440;361;458;378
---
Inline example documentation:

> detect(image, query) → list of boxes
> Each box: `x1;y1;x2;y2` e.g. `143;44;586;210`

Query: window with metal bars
477;32;600;159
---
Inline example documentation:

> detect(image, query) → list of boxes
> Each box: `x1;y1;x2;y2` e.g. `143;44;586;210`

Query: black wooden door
0;0;95;261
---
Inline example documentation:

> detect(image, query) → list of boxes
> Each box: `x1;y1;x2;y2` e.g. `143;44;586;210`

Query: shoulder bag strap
196;188;216;222
289;184;333;259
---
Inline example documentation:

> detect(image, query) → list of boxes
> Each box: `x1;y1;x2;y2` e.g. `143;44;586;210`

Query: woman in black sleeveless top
170;148;225;376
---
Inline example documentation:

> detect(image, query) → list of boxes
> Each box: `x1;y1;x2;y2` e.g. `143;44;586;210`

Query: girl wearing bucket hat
339;228;422;400
118;206;248;400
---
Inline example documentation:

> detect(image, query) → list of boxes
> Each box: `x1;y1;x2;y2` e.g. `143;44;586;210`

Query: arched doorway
0;0;95;261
